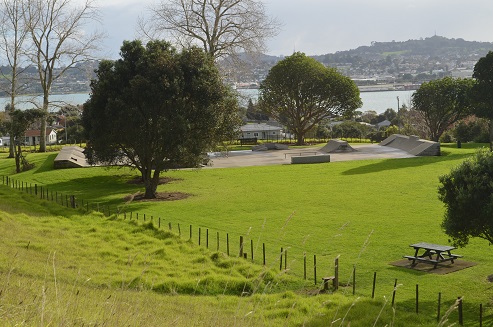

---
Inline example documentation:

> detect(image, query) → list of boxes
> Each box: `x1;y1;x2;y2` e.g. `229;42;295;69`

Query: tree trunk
8;136;15;158
142;169;160;199
296;134;304;146
15;144;21;173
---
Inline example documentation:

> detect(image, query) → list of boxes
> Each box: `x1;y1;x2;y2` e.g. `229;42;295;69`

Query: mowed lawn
1;143;492;324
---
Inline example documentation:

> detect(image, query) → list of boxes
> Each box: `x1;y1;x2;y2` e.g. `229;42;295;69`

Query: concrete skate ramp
319;139;356;153
380;134;440;156
54;146;92;169
252;142;289;151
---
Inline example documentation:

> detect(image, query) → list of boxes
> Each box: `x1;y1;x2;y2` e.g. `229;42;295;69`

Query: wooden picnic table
404;242;462;269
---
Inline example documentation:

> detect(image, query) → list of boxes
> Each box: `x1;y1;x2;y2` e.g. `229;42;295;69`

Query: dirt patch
124;191;190;203
390;259;476;274
127;176;182;185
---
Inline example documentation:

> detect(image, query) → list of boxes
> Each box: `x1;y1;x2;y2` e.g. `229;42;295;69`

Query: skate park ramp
319;139;356;153
54;146;92;169
380;134;440;156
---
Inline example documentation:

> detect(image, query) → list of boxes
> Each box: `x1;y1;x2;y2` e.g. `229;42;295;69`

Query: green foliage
452;116;489;143
471;51;493;148
412;76;475;141
83;40;241;198
259;52;362;145
438;148;493;246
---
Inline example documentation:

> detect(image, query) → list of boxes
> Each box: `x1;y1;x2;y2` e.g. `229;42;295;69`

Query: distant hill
312;35;493;64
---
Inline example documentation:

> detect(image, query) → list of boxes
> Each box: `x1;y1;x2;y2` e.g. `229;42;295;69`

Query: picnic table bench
404;242;462;269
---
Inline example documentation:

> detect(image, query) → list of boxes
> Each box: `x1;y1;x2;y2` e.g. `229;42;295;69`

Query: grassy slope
0;143;490;326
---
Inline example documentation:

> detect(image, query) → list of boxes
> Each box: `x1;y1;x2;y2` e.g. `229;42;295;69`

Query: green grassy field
0;143;491;326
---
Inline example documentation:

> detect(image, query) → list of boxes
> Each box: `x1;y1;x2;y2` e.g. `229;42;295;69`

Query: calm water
0;89;415;114
238;88;415;114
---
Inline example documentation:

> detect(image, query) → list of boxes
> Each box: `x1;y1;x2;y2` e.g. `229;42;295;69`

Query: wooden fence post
391;279;397;307
206;229;209;249
372;272;377;299
458;297;463;326
279;247;283;271
199;227;201;246
352;265;356;295
437;292;441;322
239;236;244;257
227;233;229;256
217;232;219;251
313;254;317;285
334;256;339;291
263;243;266;266
250;239;253;262
303;253;307;280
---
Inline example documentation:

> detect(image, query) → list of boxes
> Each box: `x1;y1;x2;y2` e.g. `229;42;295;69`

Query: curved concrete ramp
380;134;440;156
319;139;355;153
54;146;92;169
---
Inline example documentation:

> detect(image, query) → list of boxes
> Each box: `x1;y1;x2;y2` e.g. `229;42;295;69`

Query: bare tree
23;0;103;152
0;0;29;157
140;0;280;62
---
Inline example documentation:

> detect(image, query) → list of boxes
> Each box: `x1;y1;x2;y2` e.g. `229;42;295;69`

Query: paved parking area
206;144;414;168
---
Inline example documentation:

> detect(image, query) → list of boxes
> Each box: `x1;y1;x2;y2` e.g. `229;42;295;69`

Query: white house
24;128;57;146
239;123;283;141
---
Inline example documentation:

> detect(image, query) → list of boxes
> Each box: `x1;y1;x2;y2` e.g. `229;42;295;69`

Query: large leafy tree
438;148;493;247
411;76;474;142
258;52;362;145
472;51;493;150
83;40;241;199
3;108;44;173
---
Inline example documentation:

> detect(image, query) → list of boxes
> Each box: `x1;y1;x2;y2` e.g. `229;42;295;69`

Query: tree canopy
411;76;474;142
258;52;362;145
82;40;241;198
472;51;493;150
438;148;493;247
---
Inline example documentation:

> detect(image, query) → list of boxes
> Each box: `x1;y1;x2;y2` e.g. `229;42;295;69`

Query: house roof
240;123;282;132
25;128;56;137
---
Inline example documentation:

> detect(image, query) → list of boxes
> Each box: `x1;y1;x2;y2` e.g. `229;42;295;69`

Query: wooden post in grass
263;243;266;266
144;214;146;221
251;239;253;262
416;284;419;313
284;249;287;270
206;229;209;249
458;297;463;326
189;225;192;240
35;184;37;195
437;292;441;322
217;232;219;251
304;253;307;280
480;303;483;327
352;265;356;295
313;254;317;285
391;279;397;307
199;227;201;245
279;247;283;271
158;217;160;228
169;222;172;231
372;272;377;299
334;256;339;291
239;236;244;257
178;223;181;236
227;233;229;256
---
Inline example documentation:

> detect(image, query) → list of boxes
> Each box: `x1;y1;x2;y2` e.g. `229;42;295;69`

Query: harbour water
0;89;415;114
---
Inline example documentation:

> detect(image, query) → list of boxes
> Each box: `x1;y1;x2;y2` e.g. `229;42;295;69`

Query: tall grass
0;143;490;325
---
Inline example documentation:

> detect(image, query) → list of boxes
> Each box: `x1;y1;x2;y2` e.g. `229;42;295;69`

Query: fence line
0;175;486;325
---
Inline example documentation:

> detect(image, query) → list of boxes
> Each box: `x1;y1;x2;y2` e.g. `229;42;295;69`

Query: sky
92;0;493;59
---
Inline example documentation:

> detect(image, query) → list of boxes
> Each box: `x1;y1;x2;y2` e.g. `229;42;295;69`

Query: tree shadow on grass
341;151;473;176
33;153;57;174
